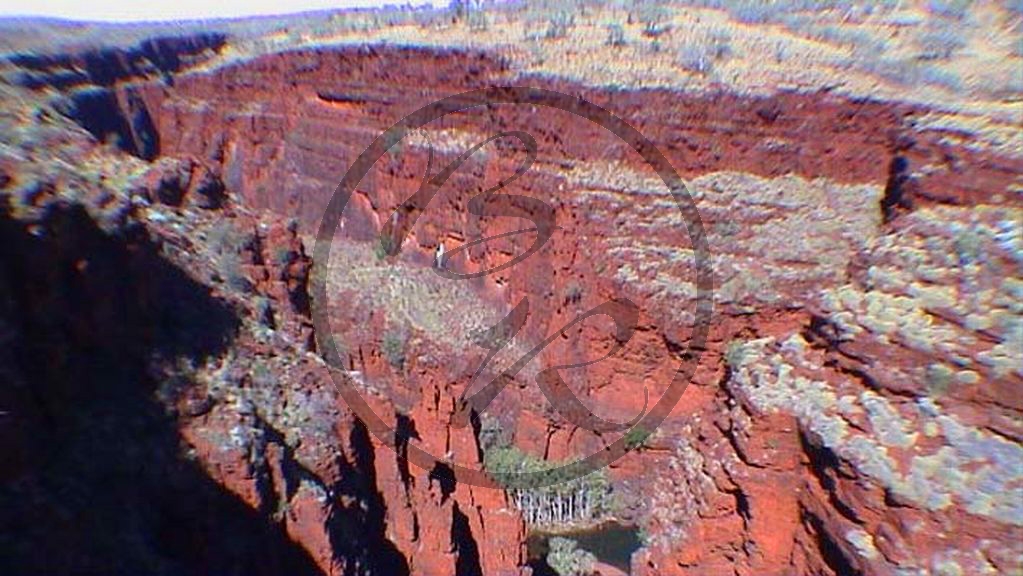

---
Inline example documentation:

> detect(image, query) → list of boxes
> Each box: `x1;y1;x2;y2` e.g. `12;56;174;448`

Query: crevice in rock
316;91;372;105
429;461;457;505
50;85;161;160
799;431;863;524
802;509;861;576
395;411;419;500
452;502;484;576
337;419;411;576
124;88;159;160
881;155;914;224
735;489;752;522
52;87;136;155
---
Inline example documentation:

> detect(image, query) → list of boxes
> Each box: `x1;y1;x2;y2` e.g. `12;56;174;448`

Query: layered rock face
1;44;524;575
3;37;1021;576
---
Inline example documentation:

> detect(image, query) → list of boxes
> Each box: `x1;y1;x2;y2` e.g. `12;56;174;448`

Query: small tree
678;45;714;75
546;8;575;39
484;446;614;528
623;425;653;450
636;3;670;37
382;328;408;370
547;537;596;576
916;27;965;60
605;23;626;47
374;233;398;261
465;0;488;32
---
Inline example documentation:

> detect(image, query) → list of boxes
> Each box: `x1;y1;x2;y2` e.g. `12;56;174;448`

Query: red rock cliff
4;40;1021;576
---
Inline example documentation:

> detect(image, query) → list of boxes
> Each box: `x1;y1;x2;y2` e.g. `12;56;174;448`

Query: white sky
0;0;411;22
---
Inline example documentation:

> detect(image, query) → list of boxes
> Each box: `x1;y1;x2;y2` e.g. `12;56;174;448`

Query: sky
0;0;411;22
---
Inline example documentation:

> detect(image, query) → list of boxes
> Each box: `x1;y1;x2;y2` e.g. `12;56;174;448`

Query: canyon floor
1;2;1021;575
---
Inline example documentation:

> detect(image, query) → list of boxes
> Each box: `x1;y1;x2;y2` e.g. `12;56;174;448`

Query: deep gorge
3;31;1022;576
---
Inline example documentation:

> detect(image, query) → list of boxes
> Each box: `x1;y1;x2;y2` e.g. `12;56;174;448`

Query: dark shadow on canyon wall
0;201;321;575
335;419;411;576
452;502;484;576
8;32;227;90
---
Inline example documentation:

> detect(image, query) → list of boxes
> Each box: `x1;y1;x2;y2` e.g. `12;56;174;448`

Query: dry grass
172;2;1021;138
564;162;883;311
4;2;1019;157
320;234;541;380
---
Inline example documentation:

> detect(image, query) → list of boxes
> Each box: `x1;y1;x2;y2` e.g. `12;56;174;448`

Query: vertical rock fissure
341;419;411;576
452;502;484;576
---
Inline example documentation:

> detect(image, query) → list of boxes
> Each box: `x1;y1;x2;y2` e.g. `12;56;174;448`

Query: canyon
1;9;1021;576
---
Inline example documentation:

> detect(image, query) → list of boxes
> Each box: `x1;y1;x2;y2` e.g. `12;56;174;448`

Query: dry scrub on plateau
190;1;1022;129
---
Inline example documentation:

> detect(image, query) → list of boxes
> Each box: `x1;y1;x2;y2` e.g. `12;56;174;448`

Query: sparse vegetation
926;0;972;20
636;3;670;37
605;23;626;47
953;228;984;266
730;0;773;24
461;0;489;32
271;244;293;267
477;413;511;453
678;44;715;74
381;328;408;370
545;5;576;40
677;29;730;75
724;339;746;369
207;220;254;292
926;362;954;396
11;0;1008;102
374;233;398;261
4;2;1021;573
916;27;966;60
546;537;596;576
485;446;614;528
623;425;653;450
564;281;584;305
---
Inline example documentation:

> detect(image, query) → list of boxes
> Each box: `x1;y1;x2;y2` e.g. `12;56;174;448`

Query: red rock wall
27;44;1020;575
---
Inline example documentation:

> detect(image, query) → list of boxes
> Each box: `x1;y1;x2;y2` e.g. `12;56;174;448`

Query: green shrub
731;1;775;24
546;8;576;39
724;340;746;369
374;233;398;261
916;27;966;60
708;29;733;59
208;220;254;293
547;537;596;576
564;281;584;305
636;3;671;37
271;245;294;267
382;328;408;370
678;31;731;75
465;0;488;32
679;45;714;74
623;425;653;450
605;23;626;47
925;363;954;396
477;414;510;452
953;228;984;266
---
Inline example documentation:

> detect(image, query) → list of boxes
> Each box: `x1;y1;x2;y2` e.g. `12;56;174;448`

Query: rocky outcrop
0;73;525;574
0;198;322;574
